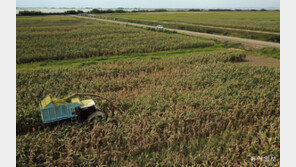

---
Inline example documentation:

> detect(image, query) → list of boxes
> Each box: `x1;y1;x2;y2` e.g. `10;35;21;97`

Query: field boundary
16;46;228;70
160;21;280;35
74;15;280;49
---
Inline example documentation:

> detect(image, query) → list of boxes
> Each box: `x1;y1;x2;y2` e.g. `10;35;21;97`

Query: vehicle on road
156;25;164;29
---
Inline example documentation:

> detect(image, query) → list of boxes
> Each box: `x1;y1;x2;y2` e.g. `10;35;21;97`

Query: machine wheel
87;111;105;123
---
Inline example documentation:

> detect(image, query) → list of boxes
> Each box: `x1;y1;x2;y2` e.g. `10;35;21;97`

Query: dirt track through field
114;18;280;35
74;15;280;49
240;55;280;67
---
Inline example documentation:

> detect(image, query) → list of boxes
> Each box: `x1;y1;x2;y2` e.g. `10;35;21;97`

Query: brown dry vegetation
16;49;280;166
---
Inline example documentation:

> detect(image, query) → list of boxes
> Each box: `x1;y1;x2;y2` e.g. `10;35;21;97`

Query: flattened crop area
16;16;214;64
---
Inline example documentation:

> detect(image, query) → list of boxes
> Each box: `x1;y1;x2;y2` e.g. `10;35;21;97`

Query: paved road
74;15;280;49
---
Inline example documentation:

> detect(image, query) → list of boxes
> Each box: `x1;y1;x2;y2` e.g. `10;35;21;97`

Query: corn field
16;16;214;64
16;48;280;166
96;11;280;42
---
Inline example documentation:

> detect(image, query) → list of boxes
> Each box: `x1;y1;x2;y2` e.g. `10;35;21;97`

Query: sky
16;0;280;9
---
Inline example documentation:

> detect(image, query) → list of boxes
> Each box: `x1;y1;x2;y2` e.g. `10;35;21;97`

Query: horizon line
16;7;280;9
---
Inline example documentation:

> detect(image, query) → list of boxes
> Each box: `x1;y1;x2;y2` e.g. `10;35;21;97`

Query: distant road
110;18;280;35
74;15;280;49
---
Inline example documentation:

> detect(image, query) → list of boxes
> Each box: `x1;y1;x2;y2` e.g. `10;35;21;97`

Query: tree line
17;8;278;16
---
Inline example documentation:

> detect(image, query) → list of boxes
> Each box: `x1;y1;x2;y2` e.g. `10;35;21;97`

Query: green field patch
254;47;280;59
99;11;280;32
16;16;92;27
17;45;228;70
96;11;280;42
17;16;215;64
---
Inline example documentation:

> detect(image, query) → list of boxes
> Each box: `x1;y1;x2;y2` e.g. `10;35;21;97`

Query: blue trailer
40;95;106;124
40;102;82;123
